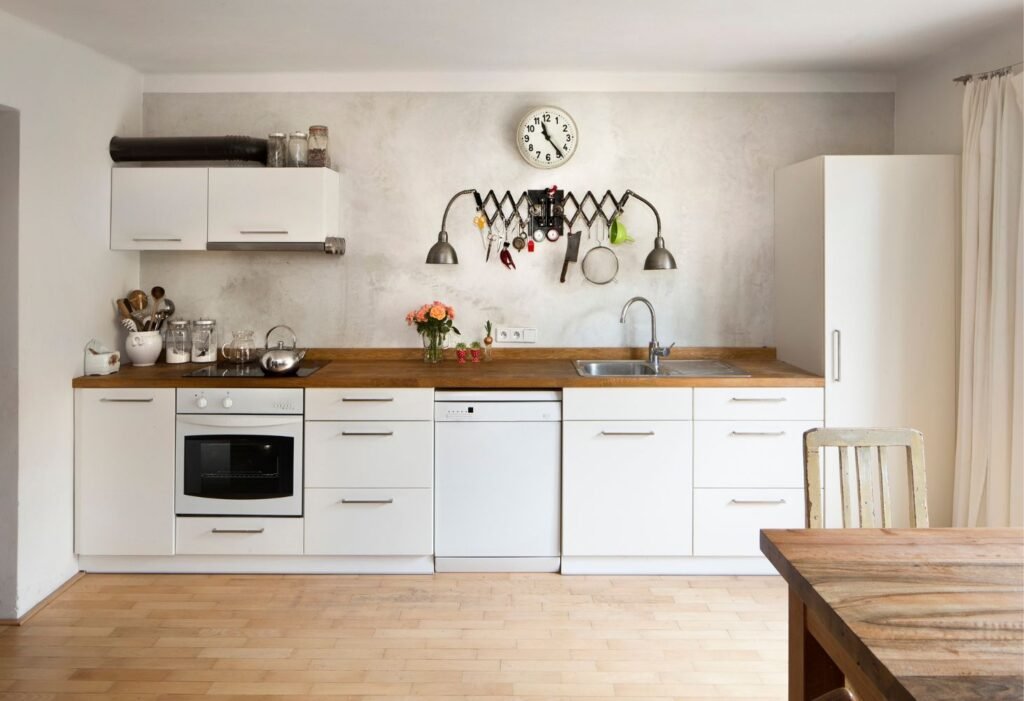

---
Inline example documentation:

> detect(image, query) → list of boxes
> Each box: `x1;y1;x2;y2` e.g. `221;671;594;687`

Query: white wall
140;91;893;348
895;22;1023;154
0;108;19;619
0;8;141;618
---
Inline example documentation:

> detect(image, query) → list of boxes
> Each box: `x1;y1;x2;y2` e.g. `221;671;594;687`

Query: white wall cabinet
74;389;175;555
110;168;207;250
775;155;957;526
208;168;339;244
562;389;693;558
303;388;433;557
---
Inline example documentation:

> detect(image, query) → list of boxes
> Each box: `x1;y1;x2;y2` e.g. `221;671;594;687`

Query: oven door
175;414;303;516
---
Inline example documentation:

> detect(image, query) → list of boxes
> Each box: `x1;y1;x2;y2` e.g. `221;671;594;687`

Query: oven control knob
222;397;233;409
195;396;208;409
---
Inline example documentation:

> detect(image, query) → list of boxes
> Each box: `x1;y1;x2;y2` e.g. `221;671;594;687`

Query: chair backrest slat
803;428;928;529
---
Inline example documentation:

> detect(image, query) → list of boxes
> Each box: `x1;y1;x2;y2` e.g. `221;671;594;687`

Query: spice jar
165;320;191;364
287;131;308;167
190;319;217;363
266;133;287;167
307;125;330;167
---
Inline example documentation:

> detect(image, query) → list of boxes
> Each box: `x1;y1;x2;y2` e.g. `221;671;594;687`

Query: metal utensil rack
475;189;630;231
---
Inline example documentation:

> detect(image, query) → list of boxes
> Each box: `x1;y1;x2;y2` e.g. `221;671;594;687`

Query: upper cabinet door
110;167;208;250
208;168;339;244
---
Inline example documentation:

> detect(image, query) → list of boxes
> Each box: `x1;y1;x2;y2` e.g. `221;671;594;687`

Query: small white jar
124;330;163;367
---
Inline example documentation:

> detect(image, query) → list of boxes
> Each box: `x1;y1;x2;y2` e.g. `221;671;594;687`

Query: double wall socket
496;327;537;343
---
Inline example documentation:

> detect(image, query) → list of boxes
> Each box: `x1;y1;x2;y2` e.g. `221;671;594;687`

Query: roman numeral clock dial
516;106;578;169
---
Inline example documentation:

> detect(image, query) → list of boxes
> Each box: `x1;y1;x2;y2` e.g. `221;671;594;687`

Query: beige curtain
953;73;1024;527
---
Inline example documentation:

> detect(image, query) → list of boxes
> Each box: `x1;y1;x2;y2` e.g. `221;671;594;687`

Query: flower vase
421;329;447;363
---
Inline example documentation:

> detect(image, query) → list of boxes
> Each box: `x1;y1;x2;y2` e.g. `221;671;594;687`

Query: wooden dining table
760;528;1024;701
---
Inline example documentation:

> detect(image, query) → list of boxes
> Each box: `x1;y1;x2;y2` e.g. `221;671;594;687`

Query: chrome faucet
620;296;675;373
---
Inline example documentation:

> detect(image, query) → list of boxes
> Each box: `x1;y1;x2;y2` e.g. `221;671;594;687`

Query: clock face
516;106;578;169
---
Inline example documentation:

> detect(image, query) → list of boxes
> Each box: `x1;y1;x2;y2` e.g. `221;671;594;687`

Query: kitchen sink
574;359;751;378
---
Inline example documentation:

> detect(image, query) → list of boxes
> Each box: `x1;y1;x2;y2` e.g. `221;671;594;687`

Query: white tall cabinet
774;155;958;526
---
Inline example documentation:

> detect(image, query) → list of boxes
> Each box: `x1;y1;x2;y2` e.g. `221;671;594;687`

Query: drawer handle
340;431;394;437
100;397;154;403
730;397;786;403
729;431;786;437
340;498;394;505
240;229;288;235
132;236;182;242
600;430;655;436
340;397;395;403
211;528;265;534
729;499;787;505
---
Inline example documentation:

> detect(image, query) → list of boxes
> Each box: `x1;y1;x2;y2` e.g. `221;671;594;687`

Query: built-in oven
175;388;303;516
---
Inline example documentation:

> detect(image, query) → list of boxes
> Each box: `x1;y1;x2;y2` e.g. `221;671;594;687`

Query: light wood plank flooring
0;573;787;700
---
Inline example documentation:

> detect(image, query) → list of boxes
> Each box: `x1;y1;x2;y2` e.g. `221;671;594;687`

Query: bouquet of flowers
406;301;459;362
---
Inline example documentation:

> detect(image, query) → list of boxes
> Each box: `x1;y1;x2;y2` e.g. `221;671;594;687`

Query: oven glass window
183;434;294;500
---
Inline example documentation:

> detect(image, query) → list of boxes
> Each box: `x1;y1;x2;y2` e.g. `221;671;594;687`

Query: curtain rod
953;60;1023;84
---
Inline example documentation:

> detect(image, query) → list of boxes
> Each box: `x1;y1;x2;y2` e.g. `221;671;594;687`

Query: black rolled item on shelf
109;135;269;163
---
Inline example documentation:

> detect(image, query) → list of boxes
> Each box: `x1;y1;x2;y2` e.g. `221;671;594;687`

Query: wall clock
516;106;578;169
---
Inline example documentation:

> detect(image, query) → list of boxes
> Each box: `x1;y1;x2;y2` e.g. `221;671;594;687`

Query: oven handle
176;415;303;429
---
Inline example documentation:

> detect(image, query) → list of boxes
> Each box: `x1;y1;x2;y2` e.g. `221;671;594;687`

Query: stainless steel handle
340;397;395;402
729;499;787;505
340;431;394;437
239;229;289;235
730;397;786;403
600;430;656;436
832;329;841;382
211;528;265;534
729;431;786;437
132;237;182;242
340;498;394;504
100;397;154;403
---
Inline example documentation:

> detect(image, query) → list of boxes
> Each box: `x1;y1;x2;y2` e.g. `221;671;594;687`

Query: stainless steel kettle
260;325;307;375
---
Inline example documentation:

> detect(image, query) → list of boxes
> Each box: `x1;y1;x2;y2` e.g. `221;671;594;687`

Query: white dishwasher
434;390;562;572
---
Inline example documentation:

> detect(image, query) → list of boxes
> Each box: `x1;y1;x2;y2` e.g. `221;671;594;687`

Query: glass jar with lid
287;131;308;167
307;125;330;168
165;319;191;364
267;133;287;167
190;319;217;363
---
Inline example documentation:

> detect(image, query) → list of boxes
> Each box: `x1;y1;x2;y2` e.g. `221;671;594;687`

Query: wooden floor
0;573;787;700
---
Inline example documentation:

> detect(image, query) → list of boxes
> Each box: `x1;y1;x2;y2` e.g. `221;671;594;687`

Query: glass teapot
221;329;258;364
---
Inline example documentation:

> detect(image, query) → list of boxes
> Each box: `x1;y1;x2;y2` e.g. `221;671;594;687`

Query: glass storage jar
190;319;217;363
287;131;308;167
165;319;191;364
307;125;329;167
266;133;287;167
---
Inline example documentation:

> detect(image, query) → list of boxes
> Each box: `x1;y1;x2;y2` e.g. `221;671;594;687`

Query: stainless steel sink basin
574;359;751;378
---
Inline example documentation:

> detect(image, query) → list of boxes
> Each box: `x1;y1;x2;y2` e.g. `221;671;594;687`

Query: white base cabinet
175;517;303;556
75;389;176;556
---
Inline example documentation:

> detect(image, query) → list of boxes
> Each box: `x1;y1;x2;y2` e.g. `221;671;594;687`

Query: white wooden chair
803;427;929;529
801;427;929;701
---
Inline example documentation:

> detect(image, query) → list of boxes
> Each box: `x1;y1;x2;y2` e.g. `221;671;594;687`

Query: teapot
260;325;307;375
221;329;259;364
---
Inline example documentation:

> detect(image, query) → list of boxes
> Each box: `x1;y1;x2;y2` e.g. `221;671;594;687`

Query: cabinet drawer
304;489;432;556
562;420;692;556
693;489;804;557
563;388;692;421
306;388;434;421
694;420;820;488
110;168;208;251
208;167;338;244
693;388;823;420
305;421;432;488
174;517;303;555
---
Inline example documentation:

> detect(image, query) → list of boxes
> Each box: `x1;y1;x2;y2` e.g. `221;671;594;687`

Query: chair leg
812;689;857;701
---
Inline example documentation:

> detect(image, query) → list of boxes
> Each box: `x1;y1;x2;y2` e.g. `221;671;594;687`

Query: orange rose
429;305;446;320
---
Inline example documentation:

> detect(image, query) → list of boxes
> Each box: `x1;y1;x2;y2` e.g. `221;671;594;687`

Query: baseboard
78;555;435;574
560;556;779;575
0;571;85;626
434;556;561;573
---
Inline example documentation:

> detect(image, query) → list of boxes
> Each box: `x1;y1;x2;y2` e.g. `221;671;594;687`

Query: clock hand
540;122;565;158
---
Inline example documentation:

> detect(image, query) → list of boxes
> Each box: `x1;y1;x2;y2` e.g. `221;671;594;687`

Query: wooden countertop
761;528;1024;701
72;347;823;389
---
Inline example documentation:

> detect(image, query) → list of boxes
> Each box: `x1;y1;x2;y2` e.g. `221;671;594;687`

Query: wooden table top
72;347;824;389
761;528;1024;701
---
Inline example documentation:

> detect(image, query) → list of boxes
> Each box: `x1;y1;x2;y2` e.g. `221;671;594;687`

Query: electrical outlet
496;326;537;344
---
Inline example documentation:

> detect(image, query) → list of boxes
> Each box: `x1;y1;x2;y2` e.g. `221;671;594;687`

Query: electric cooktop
185;362;324;378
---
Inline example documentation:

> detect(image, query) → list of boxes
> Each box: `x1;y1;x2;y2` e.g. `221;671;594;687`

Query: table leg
789;589;844;701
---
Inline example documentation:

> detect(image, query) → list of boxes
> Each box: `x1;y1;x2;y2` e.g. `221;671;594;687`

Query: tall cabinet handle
832;329;842;382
